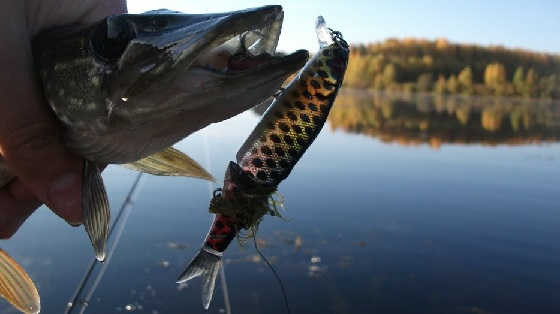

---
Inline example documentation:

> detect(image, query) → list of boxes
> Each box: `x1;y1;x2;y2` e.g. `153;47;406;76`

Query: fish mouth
185;7;309;84
183;5;308;79
191;49;309;81
103;5;309;115
187;6;287;75
104;6;307;96
174;5;288;70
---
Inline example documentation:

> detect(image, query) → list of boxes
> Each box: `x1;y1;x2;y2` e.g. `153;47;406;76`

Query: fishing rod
204;133;233;314
65;133;232;314
66;129;286;314
65;172;144;314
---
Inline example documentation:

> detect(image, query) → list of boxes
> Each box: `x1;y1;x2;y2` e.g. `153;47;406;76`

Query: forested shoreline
344;38;560;99
328;89;560;148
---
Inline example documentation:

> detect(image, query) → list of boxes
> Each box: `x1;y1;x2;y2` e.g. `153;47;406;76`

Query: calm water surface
2;91;560;314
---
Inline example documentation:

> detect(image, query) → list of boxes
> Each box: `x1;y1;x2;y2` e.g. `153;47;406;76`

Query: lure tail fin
177;248;222;309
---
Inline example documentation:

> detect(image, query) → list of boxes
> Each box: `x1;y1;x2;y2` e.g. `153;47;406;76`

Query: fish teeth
243;10;283;56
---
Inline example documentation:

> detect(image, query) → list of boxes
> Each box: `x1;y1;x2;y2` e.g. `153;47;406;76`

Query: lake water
2;90;560;314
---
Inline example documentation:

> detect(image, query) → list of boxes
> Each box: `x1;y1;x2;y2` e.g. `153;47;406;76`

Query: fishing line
205;128;289;313
65;172;144;314
219;262;232;314
203;132;233;314
253;236;291;314
78;173;144;314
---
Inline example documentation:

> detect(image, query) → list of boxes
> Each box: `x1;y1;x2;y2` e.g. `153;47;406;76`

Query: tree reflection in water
327;89;560;148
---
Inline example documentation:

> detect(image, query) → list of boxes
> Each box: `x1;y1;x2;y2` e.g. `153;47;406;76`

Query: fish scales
236;37;348;186
0;6;308;262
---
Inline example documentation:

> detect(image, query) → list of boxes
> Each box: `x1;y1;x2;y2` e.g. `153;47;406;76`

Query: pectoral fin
123;147;215;182
0;249;40;314
82;160;110;262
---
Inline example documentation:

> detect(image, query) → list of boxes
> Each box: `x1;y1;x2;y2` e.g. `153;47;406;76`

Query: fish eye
138;17;169;33
90;17;136;62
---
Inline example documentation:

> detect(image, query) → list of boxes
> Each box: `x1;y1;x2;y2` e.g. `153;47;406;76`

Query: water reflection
3;94;560;313
328;89;560;148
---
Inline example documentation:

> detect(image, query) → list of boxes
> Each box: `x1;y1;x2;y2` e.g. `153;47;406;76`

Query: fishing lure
0;5;306;262
177;16;349;309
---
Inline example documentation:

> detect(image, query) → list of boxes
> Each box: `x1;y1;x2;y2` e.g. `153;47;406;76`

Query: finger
0;6;82;225
7;179;82;228
0;189;39;239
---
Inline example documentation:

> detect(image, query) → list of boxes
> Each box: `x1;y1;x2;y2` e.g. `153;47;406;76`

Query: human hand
0;0;127;237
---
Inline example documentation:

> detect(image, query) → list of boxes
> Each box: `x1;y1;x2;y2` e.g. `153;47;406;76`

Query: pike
0;6;308;261
177;16;349;309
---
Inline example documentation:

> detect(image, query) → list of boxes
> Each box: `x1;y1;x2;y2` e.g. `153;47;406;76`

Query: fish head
35;6;309;162
107;6;310;118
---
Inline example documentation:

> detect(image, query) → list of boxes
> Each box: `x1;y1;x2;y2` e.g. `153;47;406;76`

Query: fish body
0;6;308;261
177;16;349;309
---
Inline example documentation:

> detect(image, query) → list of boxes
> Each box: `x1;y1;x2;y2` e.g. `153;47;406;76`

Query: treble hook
273;87;286;99
327;28;348;49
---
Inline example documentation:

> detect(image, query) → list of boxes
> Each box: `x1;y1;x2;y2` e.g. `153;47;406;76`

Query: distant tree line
329;90;560;147
344;38;560;99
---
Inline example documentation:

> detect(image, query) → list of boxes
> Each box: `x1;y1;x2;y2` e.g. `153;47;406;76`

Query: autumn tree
525;68;538;97
446;75;458;94
434;75;446;94
509;107;523;131
484;63;507;91
383;63;398;86
344;54;371;88
513;66;525;94
372;75;384;90
458;67;473;94
539;75;558;98
456;106;471;125
342;39;560;99
416;73;433;92
481;106;504;132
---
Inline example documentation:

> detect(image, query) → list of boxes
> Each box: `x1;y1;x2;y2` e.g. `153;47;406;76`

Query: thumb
0;122;84;225
0;11;83;224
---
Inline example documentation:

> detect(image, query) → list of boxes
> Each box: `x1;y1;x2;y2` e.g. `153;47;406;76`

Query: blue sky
128;0;560;54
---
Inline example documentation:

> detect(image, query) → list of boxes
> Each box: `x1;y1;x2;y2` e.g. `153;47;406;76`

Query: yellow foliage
484;63;507;87
481;107;504;132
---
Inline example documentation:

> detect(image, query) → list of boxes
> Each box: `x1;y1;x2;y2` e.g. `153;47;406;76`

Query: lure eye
90;17;136;62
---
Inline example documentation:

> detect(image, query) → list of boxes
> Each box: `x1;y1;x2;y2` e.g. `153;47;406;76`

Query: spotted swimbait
0;6;308;261
177;16;349;309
